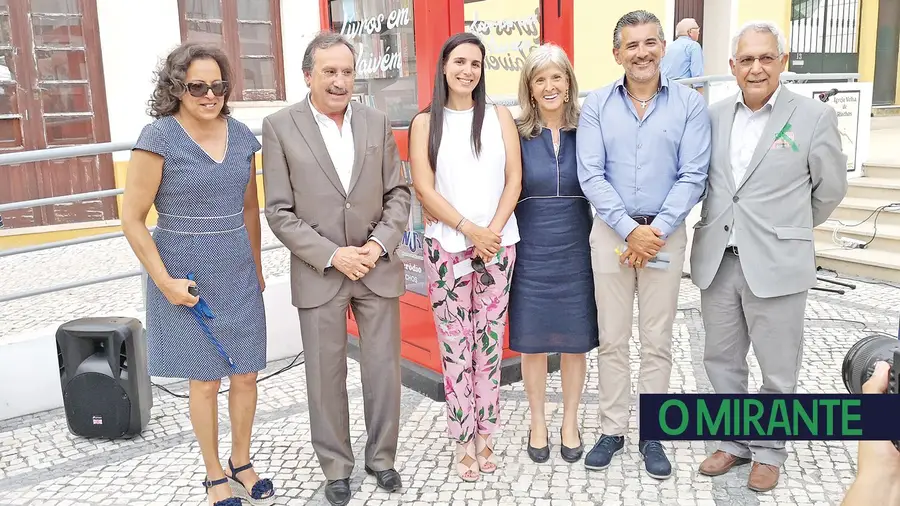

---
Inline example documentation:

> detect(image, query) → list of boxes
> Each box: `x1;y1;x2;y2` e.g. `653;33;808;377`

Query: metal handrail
0;71;864;303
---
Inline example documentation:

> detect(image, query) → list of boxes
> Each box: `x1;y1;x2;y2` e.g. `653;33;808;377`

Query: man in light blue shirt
661;18;704;92
577;9;711;481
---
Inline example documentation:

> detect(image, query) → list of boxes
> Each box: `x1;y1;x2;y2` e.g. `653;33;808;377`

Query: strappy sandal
456;440;480;482
202;477;242;506
475;433;498;473
225;458;275;505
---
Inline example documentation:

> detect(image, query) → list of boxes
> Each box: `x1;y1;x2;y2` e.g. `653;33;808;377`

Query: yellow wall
736;0;793;50
573;0;668;92
857;0;878;83
0;153;266;250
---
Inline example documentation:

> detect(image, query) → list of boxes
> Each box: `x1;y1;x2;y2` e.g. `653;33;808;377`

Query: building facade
0;0;896;247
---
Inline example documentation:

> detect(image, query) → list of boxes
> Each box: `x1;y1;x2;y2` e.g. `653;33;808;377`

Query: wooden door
0;0;115;230
674;0;704;45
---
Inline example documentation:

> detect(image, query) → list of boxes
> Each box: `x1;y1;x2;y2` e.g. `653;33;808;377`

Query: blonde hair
516;43;580;140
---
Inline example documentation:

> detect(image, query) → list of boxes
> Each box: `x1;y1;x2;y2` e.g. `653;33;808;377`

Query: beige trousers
589;217;687;436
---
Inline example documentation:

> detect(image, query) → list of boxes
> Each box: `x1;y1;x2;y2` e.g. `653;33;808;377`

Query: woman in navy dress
122;43;274;506
508;44;599;464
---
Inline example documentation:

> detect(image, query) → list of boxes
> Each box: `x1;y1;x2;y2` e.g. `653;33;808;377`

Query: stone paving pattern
1;220;899;505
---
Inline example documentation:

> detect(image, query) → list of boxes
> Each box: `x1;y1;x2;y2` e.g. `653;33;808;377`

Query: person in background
661;18;704;94
409;32;521;482
508;43;597;465
577;9;711;480
262;31;410;506
690;20;847;492
122;42;272;506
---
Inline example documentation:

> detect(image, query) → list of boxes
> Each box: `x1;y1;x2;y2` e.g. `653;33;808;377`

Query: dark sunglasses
184;80;228;97
471;256;495;286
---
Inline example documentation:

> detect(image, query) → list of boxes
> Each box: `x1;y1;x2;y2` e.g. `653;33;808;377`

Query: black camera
842;334;900;451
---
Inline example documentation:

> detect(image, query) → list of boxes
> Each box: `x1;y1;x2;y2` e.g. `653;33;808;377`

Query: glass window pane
464;0;542;98
0;49;15;81
329;0;417;128
0;83;17;114
32;15;84;48
31;0;81;14
236;0;270;21
238;22;273;56
186;20;224;46
0;13;11;45
35;49;87;80
183;0;221;19
0;117;22;148
241;57;276;97
41;83;91;114
45;115;94;145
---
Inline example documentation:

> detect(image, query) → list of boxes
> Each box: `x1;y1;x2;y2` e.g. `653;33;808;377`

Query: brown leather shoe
698;450;751;476
747;462;780;492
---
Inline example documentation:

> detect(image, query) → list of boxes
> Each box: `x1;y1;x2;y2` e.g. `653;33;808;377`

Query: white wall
702;0;735;76
95;0;322;156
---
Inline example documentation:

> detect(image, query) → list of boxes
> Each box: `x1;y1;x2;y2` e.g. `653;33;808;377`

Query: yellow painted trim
896;31;900;105
1;153;269;250
858;0;878;83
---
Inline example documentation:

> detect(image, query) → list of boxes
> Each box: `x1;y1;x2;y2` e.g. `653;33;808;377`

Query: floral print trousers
424;237;516;443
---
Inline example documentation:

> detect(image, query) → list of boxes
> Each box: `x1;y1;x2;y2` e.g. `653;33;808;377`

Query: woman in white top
409;32;522;482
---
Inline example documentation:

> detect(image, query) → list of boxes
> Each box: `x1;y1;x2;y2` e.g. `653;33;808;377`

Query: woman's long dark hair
417;32;487;171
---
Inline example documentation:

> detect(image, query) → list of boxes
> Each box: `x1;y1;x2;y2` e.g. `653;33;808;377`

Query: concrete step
829;197;900;226
864;163;900;180
872;105;900;117
846;177;900;201
816;241;900;283
815;221;900;252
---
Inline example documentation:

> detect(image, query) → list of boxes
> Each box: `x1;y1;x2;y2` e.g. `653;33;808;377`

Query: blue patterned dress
133;115;267;381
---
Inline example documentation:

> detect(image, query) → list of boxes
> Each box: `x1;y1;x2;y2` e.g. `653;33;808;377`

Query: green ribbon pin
775;122;799;152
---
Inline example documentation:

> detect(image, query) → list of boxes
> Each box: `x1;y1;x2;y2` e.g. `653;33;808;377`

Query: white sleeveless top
425;104;519;253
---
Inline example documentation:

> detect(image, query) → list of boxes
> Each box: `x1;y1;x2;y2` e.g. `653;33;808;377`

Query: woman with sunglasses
508;44;597;465
122;42;273;506
409;32;522;482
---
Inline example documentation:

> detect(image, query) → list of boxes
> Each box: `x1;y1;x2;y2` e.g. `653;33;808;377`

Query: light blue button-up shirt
661;36;704;86
576;75;711;240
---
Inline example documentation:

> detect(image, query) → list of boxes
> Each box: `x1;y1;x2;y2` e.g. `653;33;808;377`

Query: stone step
846;177;900;201
829;197;900;226
863;163;900;180
815;241;900;283
815;221;900;252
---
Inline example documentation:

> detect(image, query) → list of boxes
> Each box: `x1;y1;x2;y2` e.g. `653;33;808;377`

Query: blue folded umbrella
187;273;236;371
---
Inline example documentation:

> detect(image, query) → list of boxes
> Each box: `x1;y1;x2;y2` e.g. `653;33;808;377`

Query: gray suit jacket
262;99;411;309
689;88;848;298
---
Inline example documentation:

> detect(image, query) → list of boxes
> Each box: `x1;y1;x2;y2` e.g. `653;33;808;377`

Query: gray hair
675;18;698;36
613;10;665;49
516;43;581;140
731;21;787;57
302;31;358;74
148;42;233;118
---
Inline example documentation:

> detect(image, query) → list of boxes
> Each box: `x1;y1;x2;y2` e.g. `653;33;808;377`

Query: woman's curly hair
148;42;233;118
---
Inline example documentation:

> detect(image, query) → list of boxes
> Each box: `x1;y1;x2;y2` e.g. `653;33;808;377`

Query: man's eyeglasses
735;54;781;68
471;257;495;286
183;80;228;97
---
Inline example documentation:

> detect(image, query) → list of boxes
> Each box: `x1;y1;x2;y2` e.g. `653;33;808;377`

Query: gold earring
564;89;570;103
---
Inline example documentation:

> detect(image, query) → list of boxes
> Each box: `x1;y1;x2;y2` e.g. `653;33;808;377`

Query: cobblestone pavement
1;220;899;505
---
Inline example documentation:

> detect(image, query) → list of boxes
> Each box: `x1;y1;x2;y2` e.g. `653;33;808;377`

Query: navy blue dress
508;128;599;354
134;115;267;381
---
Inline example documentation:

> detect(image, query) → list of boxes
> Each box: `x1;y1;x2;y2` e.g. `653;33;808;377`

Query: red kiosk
320;0;575;400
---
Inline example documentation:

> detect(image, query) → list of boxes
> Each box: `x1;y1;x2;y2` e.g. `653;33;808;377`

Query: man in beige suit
262;32;411;506
690;21;847;492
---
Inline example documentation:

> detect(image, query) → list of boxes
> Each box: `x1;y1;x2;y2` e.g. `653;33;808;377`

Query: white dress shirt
727;85;782;246
308;96;387;267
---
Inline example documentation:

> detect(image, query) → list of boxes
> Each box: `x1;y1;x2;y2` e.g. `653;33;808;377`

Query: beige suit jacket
262;99;411;308
689;88;848;298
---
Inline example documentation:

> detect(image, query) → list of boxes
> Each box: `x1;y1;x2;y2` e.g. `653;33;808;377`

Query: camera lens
842;335;899;394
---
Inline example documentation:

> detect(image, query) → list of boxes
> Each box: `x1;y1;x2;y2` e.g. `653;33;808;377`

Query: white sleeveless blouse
424;104;520;253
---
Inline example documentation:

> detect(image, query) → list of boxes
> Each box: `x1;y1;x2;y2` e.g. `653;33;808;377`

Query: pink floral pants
424;237;516;443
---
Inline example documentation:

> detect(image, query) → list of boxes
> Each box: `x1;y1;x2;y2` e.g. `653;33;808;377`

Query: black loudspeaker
56;317;152;438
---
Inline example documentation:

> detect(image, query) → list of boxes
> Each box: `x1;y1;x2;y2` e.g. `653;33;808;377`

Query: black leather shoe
324;478;351;506
526;430;550;463
560;429;584;463
364;466;402;492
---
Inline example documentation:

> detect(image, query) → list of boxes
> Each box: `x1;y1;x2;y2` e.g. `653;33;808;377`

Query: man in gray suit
689;21;847;492
262;32;411;506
